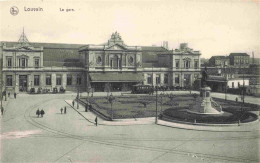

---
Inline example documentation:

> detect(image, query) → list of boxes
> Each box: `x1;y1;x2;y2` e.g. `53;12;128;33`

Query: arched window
129;56;134;64
97;56;102;64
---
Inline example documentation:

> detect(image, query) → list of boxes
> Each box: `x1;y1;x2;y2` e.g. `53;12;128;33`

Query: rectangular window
164;74;168;84
67;75;72;85
7;57;12;67
175;60;179;69
34;75;40;86
6;75;12;86
147;74;152;84
34;58;40;68
156;75;160;85
194;60;198;69
184;60;190;69
56;75;62;85
46;75;51;85
175;74;180;84
19;58;28;67
77;75;81;85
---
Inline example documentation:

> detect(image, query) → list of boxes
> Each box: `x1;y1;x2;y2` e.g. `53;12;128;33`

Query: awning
89;73;144;82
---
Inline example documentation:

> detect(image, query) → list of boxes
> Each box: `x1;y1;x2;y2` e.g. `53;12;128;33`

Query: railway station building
0;31;201;93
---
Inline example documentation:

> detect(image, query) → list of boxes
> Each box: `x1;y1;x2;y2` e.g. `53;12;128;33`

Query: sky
0;0;260;58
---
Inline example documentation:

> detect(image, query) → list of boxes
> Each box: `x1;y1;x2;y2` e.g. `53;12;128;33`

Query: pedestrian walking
14;92;17;99
95;116;98;126
60;107;63;114
36;109;40;117
40;109;45;117
72;101;75;107
236;97;238;102
8;92;10;97
1;107;4;115
64;107;67;114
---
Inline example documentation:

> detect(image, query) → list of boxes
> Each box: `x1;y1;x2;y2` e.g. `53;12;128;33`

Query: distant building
229;53;250;67
208;56;229;67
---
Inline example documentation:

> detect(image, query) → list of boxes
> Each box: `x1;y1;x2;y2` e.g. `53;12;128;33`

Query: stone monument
189;67;223;114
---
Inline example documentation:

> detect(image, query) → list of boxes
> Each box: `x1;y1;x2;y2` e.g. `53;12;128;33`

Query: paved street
1;92;260;162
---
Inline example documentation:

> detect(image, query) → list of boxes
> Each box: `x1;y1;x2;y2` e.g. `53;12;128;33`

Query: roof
3;41;84;49
210;56;228;60
141;46;170;66
229;53;249;57
89;73;144;82
141;46;168;52
207;75;226;82
3;41;84;67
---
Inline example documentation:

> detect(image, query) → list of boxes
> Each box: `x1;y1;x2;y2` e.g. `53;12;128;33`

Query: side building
1;31;85;93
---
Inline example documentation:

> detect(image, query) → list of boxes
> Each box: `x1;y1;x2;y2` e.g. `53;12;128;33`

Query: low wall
77;98;112;121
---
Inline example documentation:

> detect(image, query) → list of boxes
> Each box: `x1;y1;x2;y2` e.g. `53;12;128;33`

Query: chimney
163;41;168;49
180;43;188;50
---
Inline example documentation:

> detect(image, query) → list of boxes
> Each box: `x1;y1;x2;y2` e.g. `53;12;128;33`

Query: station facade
1;31;201;93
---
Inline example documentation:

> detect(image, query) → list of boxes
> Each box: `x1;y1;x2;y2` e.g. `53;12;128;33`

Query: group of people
85;103;93;112
60;107;67;114
36;109;45;117
2;91;17;100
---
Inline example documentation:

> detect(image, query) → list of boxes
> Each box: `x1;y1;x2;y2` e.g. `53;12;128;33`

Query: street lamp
77;87;79;109
159;92;164;113
224;64;227;101
155;84;158;124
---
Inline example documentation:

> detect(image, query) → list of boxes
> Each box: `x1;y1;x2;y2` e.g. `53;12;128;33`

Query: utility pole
155;84;158;124
225;64;227;101
77;87;79;109
0;51;2;112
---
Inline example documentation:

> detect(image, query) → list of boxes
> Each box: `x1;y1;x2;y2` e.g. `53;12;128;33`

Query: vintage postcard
0;0;260;162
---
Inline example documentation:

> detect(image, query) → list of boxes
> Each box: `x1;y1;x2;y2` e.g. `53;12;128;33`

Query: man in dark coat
14;92;17;99
95;116;98;126
60;107;63;114
40;109;45;117
72;101;74;107
64;107;67;114
36;109;40;117
1;107;4;115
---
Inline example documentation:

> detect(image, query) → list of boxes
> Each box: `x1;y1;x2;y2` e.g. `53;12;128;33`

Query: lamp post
155;84;158;124
159;92;164;113
224;65;227;101
77;87;79;109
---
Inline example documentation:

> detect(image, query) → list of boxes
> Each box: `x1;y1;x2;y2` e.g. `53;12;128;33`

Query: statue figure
201;66;208;87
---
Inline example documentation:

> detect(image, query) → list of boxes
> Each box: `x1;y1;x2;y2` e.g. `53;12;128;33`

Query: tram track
21;97;260;162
